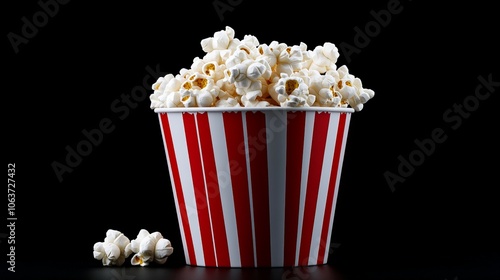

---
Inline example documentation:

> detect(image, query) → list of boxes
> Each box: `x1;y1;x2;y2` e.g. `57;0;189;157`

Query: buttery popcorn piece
334;65;375;111
257;42;303;77
125;229;174;266
297;70;342;107
180;73;218;107
269;73;315;107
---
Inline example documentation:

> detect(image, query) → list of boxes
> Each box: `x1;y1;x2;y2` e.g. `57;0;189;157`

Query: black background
3;0;499;279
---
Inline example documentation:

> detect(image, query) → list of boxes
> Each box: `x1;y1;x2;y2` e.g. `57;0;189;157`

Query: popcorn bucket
155;107;353;267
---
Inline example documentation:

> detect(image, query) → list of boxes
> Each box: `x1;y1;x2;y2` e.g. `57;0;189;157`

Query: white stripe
168;112;205;266
309;112;339;265
158;113;190;265
242;112;258;266
266;110;287;266
208;112;241;267
323;113;351;263
295;111;315;265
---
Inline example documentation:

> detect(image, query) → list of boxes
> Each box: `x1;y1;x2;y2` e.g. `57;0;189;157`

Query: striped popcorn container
155;107;353;267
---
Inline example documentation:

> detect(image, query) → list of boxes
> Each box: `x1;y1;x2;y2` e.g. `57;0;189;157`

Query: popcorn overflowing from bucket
150;26;375;111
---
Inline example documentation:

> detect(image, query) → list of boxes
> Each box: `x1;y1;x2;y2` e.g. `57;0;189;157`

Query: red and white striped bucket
155;107;353;267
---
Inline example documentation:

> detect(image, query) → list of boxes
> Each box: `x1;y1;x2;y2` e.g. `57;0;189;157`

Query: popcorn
93;229;131;266
269;73;315;107
125;229;174;266
180;73;218;107
241;94;273;107
150;26;375;111
333;65;375;111
257;42;303;77
202;61;226;82
307;43;340;73
150;74;184;108
93;229;174;267
225;57;272;103
201;26;239;65
215;97;241;107
296;69;342;107
225;49;249;70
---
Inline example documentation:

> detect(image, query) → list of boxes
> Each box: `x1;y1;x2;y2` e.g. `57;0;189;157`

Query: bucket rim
154;107;355;114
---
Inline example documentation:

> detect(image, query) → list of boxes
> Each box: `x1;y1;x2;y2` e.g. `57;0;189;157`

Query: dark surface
3;0;500;279
5;252;500;280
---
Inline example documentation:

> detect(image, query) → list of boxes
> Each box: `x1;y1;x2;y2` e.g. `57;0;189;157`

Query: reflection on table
83;264;344;280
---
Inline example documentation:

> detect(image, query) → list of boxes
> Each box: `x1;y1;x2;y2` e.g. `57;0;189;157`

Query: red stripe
223;112;254;267
283;111;306;266
183;113;216;266
159;113;197;265
298;112;331;266
245;112;271;266
317;113;347;264
196;113;231;267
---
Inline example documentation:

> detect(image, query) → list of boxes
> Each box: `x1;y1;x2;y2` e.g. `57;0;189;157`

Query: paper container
155;107;353;267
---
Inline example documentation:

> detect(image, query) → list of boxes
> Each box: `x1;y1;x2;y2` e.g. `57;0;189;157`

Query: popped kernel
307;43;340;73
93;229;131;266
301;70;342;107
200;26;239;65
225;58;271;103
125;229;174;266
334;65;375;111
269;73;315;107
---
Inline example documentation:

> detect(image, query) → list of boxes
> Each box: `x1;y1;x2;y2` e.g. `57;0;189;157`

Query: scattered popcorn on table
125;229;174;266
93;229;131;266
150;26;375;111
